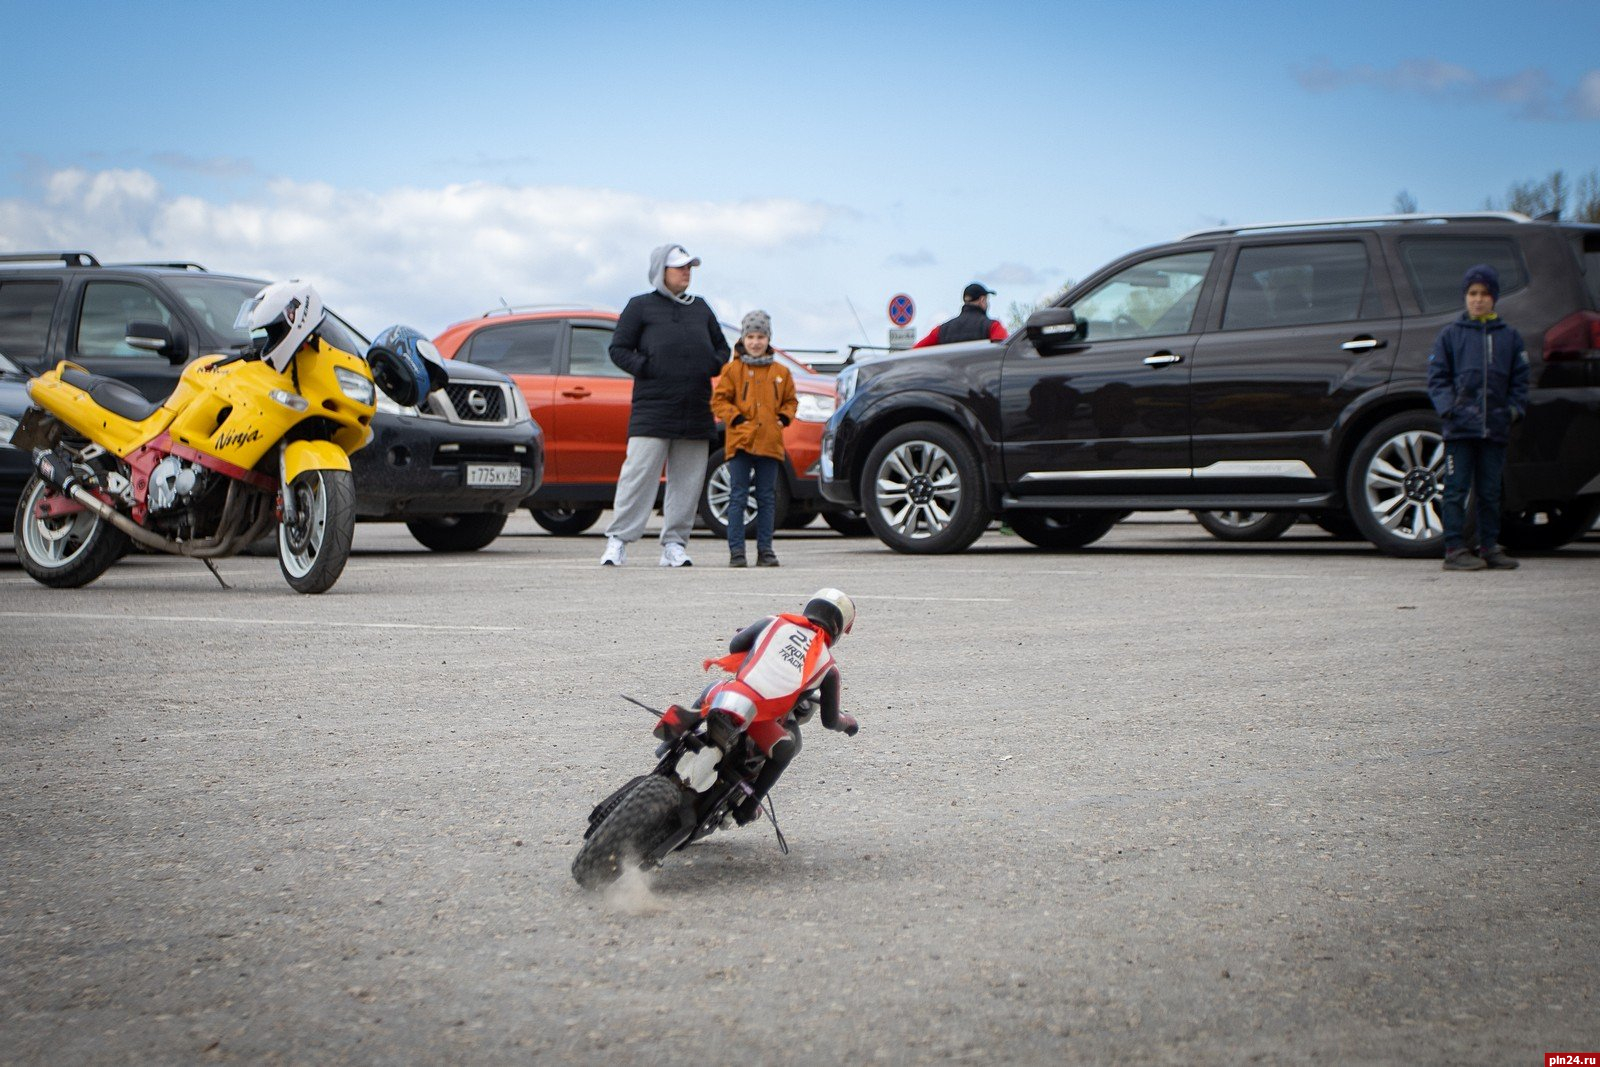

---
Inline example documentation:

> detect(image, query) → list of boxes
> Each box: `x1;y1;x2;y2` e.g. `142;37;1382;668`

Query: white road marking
0;611;514;632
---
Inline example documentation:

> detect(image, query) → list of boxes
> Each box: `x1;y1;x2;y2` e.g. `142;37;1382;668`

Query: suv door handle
561;387;592;399
1143;352;1183;366
1340;337;1387;351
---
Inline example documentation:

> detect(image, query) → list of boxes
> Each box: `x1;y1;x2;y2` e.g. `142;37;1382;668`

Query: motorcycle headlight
334;367;376;406
795;392;836;423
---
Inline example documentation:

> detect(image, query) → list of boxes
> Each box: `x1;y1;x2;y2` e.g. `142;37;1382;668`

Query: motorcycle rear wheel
571;775;684;890
14;473;130;588
278;468;356;594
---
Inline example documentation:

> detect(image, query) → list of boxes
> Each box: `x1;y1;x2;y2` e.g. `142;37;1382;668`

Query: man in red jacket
913;282;1009;347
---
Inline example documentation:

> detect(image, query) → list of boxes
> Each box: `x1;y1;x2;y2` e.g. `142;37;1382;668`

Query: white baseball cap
664;245;701;268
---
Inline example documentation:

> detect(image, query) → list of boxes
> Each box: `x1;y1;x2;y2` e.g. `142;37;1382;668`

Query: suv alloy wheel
861;421;990;553
1345;411;1457;557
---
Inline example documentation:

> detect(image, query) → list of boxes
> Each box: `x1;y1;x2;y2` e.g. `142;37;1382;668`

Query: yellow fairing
26;363;174;456
27;337;375;470
283;439;351;482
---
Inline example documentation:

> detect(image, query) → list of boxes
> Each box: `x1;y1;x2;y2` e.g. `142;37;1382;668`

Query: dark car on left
0;252;542;549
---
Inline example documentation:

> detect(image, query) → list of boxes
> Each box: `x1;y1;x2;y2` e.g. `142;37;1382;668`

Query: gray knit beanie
740;309;772;337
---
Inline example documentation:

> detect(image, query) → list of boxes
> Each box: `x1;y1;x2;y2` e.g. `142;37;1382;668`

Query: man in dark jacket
601;244;730;567
1426;263;1530;571
912;282;1009;348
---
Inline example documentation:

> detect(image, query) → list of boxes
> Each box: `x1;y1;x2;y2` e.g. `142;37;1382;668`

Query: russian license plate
466;464;521;488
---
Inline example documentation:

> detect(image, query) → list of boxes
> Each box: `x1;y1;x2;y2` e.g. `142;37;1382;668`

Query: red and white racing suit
699;612;836;755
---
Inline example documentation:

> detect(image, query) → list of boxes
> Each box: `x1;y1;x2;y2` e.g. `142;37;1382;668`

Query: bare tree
1393;189;1419;214
1573;170;1600;223
1004;282;1074;332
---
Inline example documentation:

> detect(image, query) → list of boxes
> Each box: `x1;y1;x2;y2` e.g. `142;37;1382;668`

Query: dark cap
962;282;995;302
1461;263;1500;301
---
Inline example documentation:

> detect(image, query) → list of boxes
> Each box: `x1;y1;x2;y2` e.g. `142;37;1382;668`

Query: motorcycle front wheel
278;468;356;594
571;775;684;890
14;473;130;588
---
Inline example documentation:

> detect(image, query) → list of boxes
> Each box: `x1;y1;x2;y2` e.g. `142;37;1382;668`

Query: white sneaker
659;542;692;568
600;537;627;566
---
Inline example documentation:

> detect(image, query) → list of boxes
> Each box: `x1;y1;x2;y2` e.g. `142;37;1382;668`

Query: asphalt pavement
1;514;1596;1065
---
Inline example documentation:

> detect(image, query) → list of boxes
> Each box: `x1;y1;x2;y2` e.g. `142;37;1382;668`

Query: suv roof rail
479;303;617;318
0;250;101;267
111;261;210;272
1179;211;1534;240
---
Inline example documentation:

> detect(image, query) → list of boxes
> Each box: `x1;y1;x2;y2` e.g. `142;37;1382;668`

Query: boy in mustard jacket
712;310;798;567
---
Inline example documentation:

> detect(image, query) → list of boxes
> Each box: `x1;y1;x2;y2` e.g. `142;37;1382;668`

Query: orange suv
432;307;863;536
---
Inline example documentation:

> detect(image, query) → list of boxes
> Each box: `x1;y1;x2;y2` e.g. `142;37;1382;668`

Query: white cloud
1295;59;1600;122
0;169;845;341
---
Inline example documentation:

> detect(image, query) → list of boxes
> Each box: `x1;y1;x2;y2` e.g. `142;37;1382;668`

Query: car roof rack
479;303;617;318
1179;211;1533;240
0;250;101;267
111;261;210;272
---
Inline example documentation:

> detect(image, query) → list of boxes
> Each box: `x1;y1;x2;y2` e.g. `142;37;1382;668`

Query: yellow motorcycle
10;282;379;593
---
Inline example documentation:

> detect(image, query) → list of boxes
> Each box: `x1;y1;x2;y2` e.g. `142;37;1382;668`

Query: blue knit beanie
1461;264;1500;301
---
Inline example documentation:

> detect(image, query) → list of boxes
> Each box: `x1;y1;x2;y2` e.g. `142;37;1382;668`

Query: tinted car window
0;280;60;362
461;321;560;374
77;281;176;356
1398;236;1528;313
168;276;263;349
1071;250;1213;340
1222;242;1372;331
1576;232;1600;309
568;325;626;377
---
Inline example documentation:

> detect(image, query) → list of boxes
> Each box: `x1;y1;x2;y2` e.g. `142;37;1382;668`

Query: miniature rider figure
655;588;860;825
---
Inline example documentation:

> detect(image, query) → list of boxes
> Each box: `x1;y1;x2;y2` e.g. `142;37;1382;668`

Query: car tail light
1543;310;1600;361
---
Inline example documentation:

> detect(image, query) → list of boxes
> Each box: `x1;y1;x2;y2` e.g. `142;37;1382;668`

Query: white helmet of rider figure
235;281;325;373
803;588;856;641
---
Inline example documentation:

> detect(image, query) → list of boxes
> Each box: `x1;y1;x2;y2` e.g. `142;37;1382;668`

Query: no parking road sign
887;293;915;326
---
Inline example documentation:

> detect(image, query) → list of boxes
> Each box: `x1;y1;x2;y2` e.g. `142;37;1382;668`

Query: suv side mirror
125;321;184;363
1024;307;1086;347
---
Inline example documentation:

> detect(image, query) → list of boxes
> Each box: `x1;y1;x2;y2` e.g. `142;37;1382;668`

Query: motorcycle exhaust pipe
32;448;186;556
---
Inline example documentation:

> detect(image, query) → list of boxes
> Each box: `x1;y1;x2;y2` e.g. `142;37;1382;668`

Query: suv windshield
168;276;368;354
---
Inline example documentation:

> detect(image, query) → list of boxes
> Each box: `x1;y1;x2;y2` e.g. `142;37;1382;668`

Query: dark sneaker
756;550;780;567
729;552;747;568
1479;545;1520;570
1442;547;1488;571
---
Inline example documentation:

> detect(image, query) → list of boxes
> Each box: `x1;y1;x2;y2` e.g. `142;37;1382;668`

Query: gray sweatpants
604;436;709;546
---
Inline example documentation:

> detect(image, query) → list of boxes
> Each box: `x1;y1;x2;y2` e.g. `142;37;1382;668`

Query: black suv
0;253;543;549
821;213;1600;556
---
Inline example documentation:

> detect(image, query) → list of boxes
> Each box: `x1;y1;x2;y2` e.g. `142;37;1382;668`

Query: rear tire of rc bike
14;473;130;589
572;775;684;890
278;468;356;594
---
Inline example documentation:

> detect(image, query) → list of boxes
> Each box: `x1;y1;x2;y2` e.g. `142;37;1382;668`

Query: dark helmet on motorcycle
367;325;449;407
803;587;856;641
235;281;325;373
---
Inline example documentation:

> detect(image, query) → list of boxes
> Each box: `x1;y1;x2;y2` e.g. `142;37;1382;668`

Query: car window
167;276;263;349
0;280;60;362
1071;250;1213;340
567;325;627;377
1581;232;1600;309
1397;236;1528;314
1221;242;1374;331
76;281;176;357
461;320;560;374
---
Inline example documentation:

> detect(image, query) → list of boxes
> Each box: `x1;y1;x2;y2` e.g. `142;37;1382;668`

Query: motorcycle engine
147;454;205;515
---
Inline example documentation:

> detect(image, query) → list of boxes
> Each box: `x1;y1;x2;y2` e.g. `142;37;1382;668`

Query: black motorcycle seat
61;367;164;422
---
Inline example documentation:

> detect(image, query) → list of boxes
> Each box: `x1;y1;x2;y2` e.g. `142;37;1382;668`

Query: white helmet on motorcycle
803;587;856;641
235;281;325;373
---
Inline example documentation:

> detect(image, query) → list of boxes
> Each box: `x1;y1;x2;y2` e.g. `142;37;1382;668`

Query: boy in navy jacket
1426;264;1530;570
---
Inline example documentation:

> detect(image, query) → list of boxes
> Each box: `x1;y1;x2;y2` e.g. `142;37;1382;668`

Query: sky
3;0;1597;352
